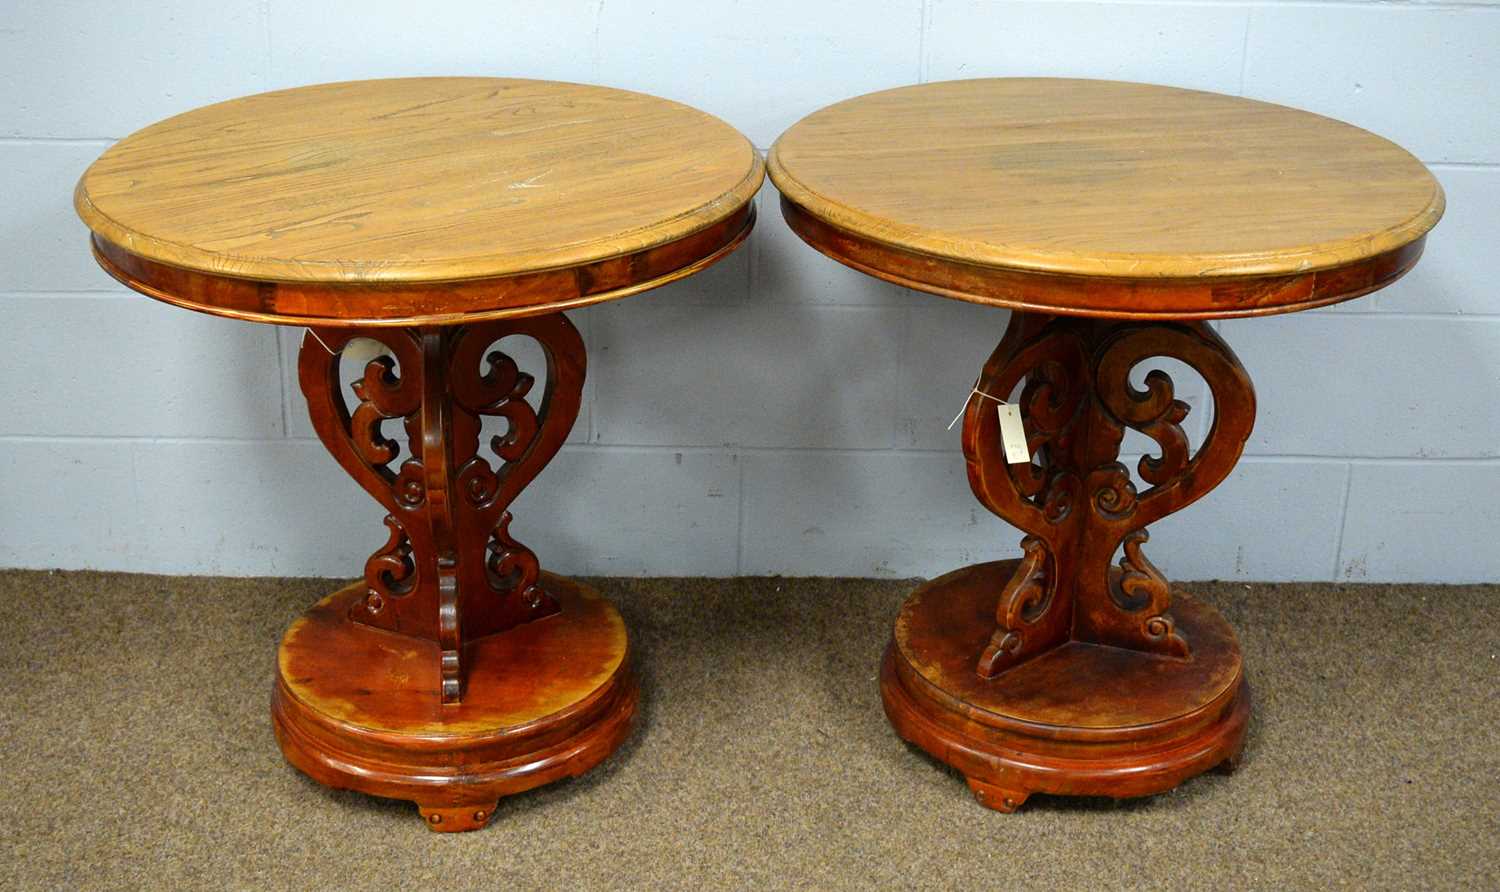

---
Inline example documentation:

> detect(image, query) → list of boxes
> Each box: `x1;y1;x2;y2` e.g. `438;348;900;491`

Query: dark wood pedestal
880;313;1253;809
273;575;635;831
768;78;1440;810
74;78;764;830
272;316;637;831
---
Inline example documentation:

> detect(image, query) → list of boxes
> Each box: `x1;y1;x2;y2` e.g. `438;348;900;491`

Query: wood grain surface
769;78;1443;281
76;77;763;284
273;575;637;831
277;577;628;736
881;563;1249;813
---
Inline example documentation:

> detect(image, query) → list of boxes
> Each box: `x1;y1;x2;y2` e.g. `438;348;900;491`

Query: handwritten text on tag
997;403;1030;464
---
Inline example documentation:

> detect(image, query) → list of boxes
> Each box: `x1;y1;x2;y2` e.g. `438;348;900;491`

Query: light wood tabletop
77;77;762;287
825;80;1446;813
72;79;754;826
770;78;1442;314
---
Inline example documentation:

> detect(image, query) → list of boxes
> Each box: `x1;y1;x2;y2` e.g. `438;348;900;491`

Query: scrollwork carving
349;354;412;471
1114;529;1188;658
976;536;1060;679
963;315;1089;541
1093;323;1256;529
298;314;585;704
363;515;416;614
963;314;1254;675
1089;463;1138;521
489;513;545;611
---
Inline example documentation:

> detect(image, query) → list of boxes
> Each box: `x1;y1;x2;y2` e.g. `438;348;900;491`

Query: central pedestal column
272;314;637;831
882;312;1255;811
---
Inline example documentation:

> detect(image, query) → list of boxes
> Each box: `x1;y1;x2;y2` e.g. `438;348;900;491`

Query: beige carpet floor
1;569;1496;890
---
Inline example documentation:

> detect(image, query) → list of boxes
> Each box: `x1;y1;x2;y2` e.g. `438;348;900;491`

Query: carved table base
881;561;1247;811
273;574;636;832
881;312;1256;810
275;313;636;830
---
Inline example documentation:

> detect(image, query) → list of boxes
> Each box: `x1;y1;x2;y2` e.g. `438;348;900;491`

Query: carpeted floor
1;569;1496;890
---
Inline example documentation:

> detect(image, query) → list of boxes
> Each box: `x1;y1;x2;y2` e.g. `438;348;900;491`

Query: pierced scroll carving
964;314;1254;678
365;515;416;613
490;512;545;611
976;536;1057;678
298;315;585;704
1115;529;1188;658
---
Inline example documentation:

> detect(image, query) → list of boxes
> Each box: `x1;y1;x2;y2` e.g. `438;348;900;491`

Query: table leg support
272;314;636;831
881;312;1255;809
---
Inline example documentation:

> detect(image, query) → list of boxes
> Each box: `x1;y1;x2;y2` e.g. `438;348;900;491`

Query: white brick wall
4;1;1498;582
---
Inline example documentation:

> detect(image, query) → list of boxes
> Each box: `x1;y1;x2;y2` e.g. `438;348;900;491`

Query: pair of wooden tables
75;77;1442;830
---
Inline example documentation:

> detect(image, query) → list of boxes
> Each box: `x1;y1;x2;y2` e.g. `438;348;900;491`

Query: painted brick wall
4;1;1497;582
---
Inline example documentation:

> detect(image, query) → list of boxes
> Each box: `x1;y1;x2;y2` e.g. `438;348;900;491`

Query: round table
769;78;1442;811
76;77;762;831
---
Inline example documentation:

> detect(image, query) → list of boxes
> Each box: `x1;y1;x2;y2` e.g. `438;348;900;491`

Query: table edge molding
766;113;1444;282
75;122;766;286
89;202;757;327
777;195;1426;320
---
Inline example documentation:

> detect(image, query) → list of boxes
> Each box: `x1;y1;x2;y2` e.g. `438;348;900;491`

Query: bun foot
418;801;499;833
966;777;1029;813
273;575;637;830
1217;742;1248;775
881;565;1251;810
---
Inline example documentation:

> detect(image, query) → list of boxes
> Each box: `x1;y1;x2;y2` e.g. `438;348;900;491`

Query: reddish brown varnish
89;203;753;328
874;312;1255;810
779;198;1424;321
75;79;764;831
273;314;643;832
884;562;1248;811
771;79;1441;811
275;576;635;831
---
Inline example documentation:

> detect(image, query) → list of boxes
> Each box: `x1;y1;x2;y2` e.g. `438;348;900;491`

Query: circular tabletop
76;77;763;326
769;79;1443;319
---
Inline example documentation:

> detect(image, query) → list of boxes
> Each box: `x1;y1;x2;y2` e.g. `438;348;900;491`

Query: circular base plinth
881;561;1249;812
272;573;637;832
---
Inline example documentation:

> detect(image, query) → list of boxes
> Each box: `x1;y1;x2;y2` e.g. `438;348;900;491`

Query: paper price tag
997;403;1030;464
946;381;1030;463
307;328;389;367
341;336;388;369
